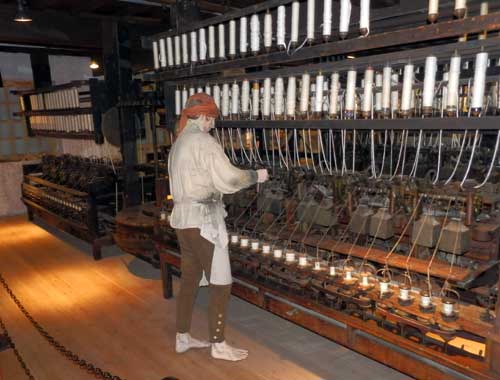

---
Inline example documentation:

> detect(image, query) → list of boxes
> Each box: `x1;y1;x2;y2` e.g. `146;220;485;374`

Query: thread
190;31;198;63
428;0;439;22
204;85;211;95
159;38;166;68
471;51;489;113
291;1;300;45
277;6;286;49
263;11;273;51
375;72;383;112
222;83;230;117
345;69;357;114
454;0;466;18
315;74;324;113
231;82;240;116
218;24;226;59
240;17;248;55
391;72;399;114
307;0;316;42
286;76;297;117
229;20;237;57
447;54;461;114
213;84;221;109
198;29;207;62
362;67;374;115
181;87;188;108
189;87;195;97
359;0;370;36
422;56;438;112
323;0;333;40
250;14;260;55
300;73;311;114
166;36;174;66
241;80;250;115
208;25;216;60
263;78;272;118
275;77;285;117
339;0;352;39
252;82;260;118
329;72;340;116
175;88;181;116
152;40;159;70
400;63;414;115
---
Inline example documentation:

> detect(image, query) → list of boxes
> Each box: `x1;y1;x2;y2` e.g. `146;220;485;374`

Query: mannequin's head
193;114;215;132
178;93;218;136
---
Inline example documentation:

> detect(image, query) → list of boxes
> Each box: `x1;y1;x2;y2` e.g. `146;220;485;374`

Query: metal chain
0;272;126;380
0;316;36;380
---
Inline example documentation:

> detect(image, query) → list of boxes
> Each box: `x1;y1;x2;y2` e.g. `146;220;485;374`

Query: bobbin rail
147;12;500;82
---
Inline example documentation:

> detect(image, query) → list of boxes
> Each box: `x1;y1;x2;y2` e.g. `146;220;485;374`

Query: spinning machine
120;0;500;378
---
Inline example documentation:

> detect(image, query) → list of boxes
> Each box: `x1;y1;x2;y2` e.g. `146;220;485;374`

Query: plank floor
0;215;411;380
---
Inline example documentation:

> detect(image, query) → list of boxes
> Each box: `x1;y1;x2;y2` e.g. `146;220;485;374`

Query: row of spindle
174;51;497;119
152;0;477;71
29;115;95;133
28;86;90;111
229;233;459;318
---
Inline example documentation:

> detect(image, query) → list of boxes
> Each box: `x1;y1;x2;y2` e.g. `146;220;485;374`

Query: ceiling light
89;60;99;70
14;0;32;22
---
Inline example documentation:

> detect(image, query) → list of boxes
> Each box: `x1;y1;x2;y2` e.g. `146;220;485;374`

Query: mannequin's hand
256;169;269;183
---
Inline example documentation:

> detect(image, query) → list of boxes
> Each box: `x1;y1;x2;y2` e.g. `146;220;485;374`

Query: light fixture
14;0;32;22
89;60;99;70
347;55;356;59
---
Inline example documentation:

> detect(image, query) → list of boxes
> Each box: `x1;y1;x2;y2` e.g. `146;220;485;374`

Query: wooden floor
0;215;411;380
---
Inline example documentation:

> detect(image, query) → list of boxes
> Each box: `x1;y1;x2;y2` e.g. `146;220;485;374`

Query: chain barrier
0;316;35;380
0;272;126;380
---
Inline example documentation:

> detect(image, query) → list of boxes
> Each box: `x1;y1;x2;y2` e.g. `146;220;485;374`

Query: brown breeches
175;228;232;343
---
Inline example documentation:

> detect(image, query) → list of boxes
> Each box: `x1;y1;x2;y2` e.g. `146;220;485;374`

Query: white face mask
193;115;215;133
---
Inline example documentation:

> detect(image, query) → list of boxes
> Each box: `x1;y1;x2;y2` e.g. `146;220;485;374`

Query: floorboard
0;215;412;380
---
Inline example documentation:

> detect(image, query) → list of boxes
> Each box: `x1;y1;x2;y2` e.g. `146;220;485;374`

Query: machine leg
92;242;102;261
162;262;174;299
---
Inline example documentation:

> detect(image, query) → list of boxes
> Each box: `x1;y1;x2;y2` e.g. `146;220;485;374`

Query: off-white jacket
168;120;257;285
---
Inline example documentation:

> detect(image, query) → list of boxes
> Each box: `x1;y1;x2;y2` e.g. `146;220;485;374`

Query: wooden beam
151;12;500;80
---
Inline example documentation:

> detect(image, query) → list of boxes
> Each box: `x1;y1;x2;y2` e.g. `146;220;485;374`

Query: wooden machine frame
144;1;500;378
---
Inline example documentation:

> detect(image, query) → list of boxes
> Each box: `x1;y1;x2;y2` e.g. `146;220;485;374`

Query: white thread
218;24;226;59
252;82;260;118
428;0;439;16
240;17;248;55
189;87;195;97
360;0;370;36
190;31;198;63
204;85;211;95
339;0;352;38
454;0;466;13
375;72;382;112
221;84;230;117
329;72;340;116
181;87;188;109
315;74;324;113
300;73;311;114
264;12;273;49
250;14;260;54
275;77;285;116
198;29;207;62
152;40;159;70
208;26;216;60
307;0;316;42
263;78;272;118
229;20;237;57
362;67;374;114
446;55;461;113
277;6;286;48
471;51;489;111
291;1;300;45
231;82;239;116
241;80;250;115
401;63;414;114
286;76;297;117
323;0;333;40
166;37;174;66
159;38;166;68
422;56;437;109
345;69;357;113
